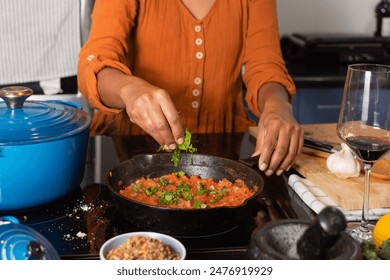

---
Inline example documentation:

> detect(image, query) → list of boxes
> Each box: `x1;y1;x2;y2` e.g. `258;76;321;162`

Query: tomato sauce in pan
119;171;255;209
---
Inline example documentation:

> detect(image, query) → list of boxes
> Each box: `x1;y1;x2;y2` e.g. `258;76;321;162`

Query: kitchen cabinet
242;85;344;124
281;32;390;124
292;87;343;124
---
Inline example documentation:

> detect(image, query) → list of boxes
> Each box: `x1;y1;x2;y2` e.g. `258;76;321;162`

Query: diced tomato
119;172;254;209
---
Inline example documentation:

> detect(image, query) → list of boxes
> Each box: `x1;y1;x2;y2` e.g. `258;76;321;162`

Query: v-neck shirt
78;0;295;135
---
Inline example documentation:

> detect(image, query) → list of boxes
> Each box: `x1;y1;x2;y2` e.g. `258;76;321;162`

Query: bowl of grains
99;231;186;260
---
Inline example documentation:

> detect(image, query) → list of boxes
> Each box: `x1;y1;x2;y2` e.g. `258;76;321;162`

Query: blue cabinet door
292;88;343;124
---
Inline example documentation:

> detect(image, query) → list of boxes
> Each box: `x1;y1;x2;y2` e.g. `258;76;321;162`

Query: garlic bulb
326;143;361;179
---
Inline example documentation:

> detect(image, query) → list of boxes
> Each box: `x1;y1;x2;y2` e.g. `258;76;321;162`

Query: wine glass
337;63;390;242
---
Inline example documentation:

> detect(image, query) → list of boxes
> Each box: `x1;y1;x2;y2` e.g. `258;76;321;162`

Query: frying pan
106;153;264;236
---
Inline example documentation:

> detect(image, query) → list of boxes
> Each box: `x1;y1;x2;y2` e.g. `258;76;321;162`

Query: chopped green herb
177;182;192;200
160;192;173;203
378;239;390;260
157;128;197;167
197;182;211;195
159;177;170;186
158;190;180;205
361;239;390;260
143;186;159;196
210;187;227;203
132;183;141;193
178;182;191;192
171;150;181;167
193;200;207;209
361;241;381;260
175;171;186;177
210;195;224;203
182;192;194;201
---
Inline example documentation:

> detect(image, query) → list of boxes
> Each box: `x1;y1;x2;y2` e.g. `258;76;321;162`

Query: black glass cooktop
0;133;312;260
0;182;264;259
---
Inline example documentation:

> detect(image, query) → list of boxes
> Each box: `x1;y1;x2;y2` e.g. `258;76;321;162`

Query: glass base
346;222;374;243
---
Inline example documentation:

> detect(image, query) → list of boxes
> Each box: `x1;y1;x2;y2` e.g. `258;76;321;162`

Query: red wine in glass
345;136;390;163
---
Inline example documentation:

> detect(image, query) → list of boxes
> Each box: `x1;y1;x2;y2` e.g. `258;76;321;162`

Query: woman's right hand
121;83;185;149
97;68;184;149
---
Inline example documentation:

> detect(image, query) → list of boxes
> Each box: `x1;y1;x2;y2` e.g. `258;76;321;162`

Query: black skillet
106;153;264;236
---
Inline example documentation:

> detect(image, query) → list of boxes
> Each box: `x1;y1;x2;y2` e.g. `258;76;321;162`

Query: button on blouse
194;25;202;32
192;89;200;96
194;77;202;85
195;38;203;46
196;52;204;59
191;101;199;108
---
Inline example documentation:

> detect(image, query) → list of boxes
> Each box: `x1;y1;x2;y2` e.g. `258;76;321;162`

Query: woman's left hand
253;83;304;176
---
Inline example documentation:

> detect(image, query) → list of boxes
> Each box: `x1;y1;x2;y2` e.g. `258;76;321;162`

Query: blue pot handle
0;216;19;224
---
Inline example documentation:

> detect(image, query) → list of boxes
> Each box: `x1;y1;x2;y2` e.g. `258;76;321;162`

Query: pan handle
238;155;260;168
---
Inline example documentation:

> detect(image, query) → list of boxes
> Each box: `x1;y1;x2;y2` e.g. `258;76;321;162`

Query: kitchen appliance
281;33;390;65
0;86;91;211
0;182;265;259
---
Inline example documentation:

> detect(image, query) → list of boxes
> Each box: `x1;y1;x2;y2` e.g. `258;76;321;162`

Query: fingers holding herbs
126;88;184;149
157;128;197;167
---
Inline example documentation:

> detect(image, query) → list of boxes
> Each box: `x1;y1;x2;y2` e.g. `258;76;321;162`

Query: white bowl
99;231;186;260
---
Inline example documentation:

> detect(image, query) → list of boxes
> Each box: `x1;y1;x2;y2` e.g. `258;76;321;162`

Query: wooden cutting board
249;123;390;211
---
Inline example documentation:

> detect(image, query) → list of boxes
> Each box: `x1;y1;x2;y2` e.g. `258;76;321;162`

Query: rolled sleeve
242;0;295;117
78;52;131;114
77;0;137;115
244;68;296;118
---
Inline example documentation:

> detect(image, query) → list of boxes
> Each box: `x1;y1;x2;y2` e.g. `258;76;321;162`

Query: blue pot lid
0;86;91;145
0;216;60;260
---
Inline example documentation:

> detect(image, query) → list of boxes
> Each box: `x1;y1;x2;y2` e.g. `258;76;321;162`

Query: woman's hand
123;85;184;150
97;68;184;149
253;83;304;176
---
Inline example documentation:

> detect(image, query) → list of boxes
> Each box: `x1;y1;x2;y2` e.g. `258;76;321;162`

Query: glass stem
360;163;372;230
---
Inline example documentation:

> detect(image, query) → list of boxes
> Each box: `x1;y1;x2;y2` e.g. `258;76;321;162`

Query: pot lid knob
0;86;33;109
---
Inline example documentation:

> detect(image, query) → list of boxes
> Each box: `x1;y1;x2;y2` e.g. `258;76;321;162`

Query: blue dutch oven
0;216;59;260
0;86;91;211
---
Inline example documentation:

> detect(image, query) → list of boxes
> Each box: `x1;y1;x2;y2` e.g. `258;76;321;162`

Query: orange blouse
78;0;295;136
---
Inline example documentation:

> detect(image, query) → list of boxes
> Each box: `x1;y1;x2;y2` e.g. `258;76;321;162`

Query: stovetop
0;182;264;260
0;133;313;260
0;186;92;256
